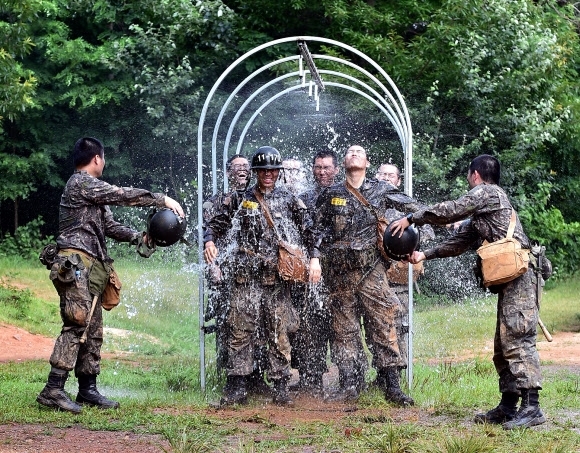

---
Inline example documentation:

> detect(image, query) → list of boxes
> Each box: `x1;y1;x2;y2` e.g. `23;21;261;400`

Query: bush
0;217;54;261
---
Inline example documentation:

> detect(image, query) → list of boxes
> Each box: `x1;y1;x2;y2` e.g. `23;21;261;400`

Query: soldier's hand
164;196;185;218
389;217;410;238
204;242;218;264
309;257;321;283
408;251;426;264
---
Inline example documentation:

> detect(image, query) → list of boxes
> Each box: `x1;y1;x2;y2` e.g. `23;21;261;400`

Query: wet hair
226;154;247;170
73;137;104;168
312;150;338;168
469;154;500;184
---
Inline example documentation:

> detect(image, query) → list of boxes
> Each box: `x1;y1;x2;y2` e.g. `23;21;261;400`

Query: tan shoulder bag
476;209;529;287
253;189;309;283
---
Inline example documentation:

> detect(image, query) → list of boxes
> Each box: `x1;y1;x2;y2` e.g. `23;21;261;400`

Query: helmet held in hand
383;220;420;261
148;209;186;247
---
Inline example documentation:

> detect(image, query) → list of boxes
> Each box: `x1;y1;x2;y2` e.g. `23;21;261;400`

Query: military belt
58;248;97;269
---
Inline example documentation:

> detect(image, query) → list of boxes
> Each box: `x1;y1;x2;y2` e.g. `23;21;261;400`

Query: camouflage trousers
390;284;409;369
225;278;298;381
494;267;542;392
49;259;103;376
289;283;331;379
327;260;404;379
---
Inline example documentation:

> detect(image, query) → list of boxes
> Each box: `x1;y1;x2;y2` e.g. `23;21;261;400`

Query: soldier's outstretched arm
204;241;218;264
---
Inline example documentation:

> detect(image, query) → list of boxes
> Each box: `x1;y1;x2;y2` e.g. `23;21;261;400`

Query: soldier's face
256;168;280;191
376;164;400;187
227;157;250;189
313;156;338;188
344;146;369;171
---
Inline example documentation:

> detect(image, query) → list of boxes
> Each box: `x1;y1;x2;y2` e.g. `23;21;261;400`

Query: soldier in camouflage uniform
202;154;271;395
391;154;545;429
37;137;184;414
289;150;340;395
204;146;310;407
308;145;423;406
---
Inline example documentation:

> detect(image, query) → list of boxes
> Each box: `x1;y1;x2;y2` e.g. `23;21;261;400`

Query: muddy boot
502;389;546;430
272;377;294;406
290;373;323;396
474;392;519;424
246;369;272;396
76;375;120;409
220;375;248;406
325;371;360;402
36;368;82;414
383;367;414;407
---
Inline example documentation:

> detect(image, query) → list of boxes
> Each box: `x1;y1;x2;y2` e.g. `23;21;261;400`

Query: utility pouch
50;253;85;283
102;267;122;311
277;241;309;283
476;210;529;287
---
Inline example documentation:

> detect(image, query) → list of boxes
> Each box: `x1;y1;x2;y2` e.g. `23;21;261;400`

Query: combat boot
325;371;360;402
246;369;272;396
502;389;546;430
382;367;414;407
36;368;82;414
289;373;324;396
474;392;519;424
220;375;248;406
76;374;120;409
272;377;294;406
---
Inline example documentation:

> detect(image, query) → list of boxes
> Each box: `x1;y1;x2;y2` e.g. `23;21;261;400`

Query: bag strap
253;188;282;242
481;209;517;246
344;180;381;221
506;209;517;239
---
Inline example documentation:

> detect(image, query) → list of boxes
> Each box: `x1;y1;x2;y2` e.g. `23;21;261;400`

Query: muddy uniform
203;191;269;376
51;170;166;376
411;183;541;392
204;185;308;381
310;179;423;386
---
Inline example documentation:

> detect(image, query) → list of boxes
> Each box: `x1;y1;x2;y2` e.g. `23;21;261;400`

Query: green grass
1;257;580;452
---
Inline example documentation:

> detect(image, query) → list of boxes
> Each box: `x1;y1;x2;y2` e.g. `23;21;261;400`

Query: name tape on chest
242;200;259;210
331;197;347;206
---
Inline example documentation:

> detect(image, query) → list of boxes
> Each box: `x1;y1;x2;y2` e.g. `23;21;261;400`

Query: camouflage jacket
309;178;424;259
203;184;310;263
56;170;166;261
411;183;531;259
298;185;324;212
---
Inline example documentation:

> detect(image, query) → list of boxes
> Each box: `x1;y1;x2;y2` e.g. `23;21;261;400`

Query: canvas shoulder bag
476;209;530;287
253;189;309;283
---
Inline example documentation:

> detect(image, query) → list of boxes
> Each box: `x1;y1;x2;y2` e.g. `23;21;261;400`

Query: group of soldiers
203;146;547;431
202;145;425;408
37;137;545;431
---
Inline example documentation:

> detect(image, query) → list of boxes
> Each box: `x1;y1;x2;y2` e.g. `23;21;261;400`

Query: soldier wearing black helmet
37;137;184;414
391;154;546;430
203;146;311;407
202;154;270;395
308;145;425;406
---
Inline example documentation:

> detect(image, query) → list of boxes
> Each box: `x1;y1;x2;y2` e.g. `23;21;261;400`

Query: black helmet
148;209;187;247
383;220;420;261
250;146;283;170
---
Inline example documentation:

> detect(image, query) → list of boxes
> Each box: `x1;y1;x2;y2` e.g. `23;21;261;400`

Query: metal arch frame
213;54;410;193
197;36;415;392
233;82;402;156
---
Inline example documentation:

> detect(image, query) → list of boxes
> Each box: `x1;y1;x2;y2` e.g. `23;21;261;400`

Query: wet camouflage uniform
287;186;331;388
202;191;268;376
51;170;166;376
411;183;542;392
309;179;424;385
203;184;308;381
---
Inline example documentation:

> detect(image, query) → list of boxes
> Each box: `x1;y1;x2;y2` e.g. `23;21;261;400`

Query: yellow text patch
331;197;347;206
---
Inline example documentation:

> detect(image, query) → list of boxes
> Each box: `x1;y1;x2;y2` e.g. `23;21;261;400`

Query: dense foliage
1;0;579;276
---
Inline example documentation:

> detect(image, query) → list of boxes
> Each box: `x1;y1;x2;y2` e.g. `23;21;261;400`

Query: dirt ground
1;323;579;452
